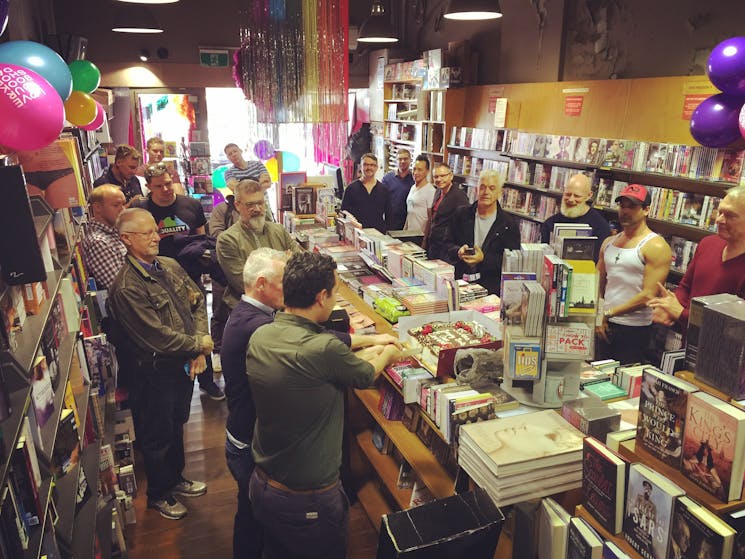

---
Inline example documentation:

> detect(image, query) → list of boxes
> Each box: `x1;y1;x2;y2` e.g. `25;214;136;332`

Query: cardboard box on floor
376;488;504;558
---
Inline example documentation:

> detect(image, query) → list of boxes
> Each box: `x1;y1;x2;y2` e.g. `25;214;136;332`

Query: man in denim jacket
108;208;214;520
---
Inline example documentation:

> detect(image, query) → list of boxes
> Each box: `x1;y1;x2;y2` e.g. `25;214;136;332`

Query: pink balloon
0;63;64;151
82;101;105;131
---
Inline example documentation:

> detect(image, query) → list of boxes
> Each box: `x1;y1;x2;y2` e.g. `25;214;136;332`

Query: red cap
615;184;651;206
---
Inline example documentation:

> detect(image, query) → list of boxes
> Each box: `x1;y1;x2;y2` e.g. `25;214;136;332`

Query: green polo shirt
247;312;375;489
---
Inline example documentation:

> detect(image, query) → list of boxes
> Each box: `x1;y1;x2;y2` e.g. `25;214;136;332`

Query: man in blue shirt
381;148;413;230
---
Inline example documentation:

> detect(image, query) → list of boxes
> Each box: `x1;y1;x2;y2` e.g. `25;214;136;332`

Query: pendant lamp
358;0;398;44
112;4;164;33
444;0;503;21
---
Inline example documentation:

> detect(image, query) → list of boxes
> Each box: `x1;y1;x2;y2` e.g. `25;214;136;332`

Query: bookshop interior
5;0;745;558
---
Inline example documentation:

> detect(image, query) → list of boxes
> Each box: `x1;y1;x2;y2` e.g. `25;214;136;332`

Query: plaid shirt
82;220;127;291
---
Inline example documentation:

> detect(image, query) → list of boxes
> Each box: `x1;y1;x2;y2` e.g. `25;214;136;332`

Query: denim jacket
107;255;208;359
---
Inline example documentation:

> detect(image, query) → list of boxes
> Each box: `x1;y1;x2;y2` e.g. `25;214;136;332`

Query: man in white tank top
596;184;672;364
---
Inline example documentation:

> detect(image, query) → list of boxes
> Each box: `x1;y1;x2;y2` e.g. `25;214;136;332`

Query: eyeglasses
433;172;452;179
238;199;265;210
122;229;160;238
144;162;169;180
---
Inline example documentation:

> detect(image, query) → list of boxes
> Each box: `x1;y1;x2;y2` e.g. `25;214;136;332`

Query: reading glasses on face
239;200;265;209
434;172;452;178
123;229;160;238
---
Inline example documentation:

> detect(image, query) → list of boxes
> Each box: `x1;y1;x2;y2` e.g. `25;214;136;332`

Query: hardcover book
696;300;745;399
670;496;735;559
623;463;685;559
724;507;745;559
567;516;603;559
52;409;81;477
636;367;698;469
682;391;745;502
582;436;628;535
563;401;621;441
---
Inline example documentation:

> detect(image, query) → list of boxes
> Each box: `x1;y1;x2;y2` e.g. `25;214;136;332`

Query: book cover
509;339;541;380
567;516;603;559
538;497;570;559
623;463;685;559
636;367;698;469
191;156;211;175
582;436;628;535
563;400;621;440
583;380;628;401
500;272;536;327
682;391;745;502
720;149;745;183
566;259;597;315
545;322;593;358
31;356;54;430
724;507;745;559
10;438;42;528
670;496;735;559
52;409;81;477
459;410;585;476
17;139;84;209
560;236;597;261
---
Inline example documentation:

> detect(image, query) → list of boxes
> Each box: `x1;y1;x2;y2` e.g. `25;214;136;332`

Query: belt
254;467;338;495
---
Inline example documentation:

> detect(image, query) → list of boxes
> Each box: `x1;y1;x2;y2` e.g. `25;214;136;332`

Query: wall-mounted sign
564;95;584;117
199;49;229;68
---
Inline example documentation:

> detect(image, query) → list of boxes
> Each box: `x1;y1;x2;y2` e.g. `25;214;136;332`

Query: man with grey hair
107;208;212;520
649;185;745;328
216;179;301;312
540;173;610;261
221;248;398;558
442;168;520;295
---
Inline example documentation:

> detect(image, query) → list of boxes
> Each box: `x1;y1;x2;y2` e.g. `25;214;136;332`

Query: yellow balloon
64;90;96;126
265;157;278;182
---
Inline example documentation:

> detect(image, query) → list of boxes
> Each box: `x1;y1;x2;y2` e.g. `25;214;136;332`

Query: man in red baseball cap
596;184;671;364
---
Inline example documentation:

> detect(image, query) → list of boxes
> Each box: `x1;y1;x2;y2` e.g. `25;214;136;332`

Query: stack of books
457;410;585;506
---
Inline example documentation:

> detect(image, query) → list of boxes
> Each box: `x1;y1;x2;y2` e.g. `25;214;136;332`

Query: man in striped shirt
224;143;269;189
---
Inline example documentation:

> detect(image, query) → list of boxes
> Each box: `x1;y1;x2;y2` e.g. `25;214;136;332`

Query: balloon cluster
0;39;103;151
692;37;745;148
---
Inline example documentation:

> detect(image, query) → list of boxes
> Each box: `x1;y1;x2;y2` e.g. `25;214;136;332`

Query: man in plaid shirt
82;184;127;290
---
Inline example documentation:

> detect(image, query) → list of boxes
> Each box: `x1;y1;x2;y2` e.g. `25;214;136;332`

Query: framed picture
279;171;307;211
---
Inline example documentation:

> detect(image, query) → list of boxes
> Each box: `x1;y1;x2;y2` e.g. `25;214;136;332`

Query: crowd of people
82;139;745;558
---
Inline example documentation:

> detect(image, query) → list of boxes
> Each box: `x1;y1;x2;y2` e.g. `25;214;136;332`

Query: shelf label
564;95;584;117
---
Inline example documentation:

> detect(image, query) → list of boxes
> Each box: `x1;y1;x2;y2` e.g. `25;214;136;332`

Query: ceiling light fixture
139;48;150;62
112;5;164;33
115;0;179;4
358;0;398;44
444;0;503;21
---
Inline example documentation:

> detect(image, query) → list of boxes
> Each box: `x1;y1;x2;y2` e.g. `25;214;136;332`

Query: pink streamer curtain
235;0;349;165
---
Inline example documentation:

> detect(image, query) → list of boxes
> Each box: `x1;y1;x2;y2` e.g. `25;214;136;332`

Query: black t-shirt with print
133;194;207;259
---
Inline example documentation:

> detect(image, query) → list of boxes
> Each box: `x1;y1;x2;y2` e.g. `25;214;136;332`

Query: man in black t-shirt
133;162;225;400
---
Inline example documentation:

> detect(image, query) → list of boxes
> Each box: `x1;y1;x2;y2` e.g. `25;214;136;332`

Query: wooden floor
124;374;380;559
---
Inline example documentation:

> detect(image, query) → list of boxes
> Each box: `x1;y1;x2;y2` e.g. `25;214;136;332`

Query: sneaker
200;382;225;401
148;495;187;520
173;478;207;497
211;353;222;373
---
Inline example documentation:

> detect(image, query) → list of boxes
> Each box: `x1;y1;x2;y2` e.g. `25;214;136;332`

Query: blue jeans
225;438;262;559
248;470;349;559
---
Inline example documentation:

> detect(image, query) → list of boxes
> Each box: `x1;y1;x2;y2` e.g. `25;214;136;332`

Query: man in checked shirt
82;184;127;291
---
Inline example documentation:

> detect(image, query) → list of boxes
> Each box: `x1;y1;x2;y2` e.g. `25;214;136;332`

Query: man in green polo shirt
246;252;402;559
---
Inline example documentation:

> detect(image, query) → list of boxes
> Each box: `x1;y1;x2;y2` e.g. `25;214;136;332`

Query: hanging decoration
234;0;348;164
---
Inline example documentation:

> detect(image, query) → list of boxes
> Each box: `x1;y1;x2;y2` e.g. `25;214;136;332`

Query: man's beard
561;200;589;218
247;215;265;231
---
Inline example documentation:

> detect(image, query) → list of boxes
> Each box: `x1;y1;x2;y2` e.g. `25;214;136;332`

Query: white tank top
603;232;658;326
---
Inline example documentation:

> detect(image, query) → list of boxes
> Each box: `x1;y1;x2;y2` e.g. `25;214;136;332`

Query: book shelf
0;179;121;554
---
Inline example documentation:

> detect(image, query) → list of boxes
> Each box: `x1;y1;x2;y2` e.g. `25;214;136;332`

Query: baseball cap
615;184;651;206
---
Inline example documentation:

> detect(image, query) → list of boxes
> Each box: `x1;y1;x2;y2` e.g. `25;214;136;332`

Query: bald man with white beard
540;173;611;261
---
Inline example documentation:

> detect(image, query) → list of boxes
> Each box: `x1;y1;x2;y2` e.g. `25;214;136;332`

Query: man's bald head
561;173;593;218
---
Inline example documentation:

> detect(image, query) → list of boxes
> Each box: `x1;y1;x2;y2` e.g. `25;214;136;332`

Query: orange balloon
265;157;279;182
64;90;96;126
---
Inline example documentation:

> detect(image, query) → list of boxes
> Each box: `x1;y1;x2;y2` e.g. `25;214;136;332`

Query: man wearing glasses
94;144;144;203
108;208;213;520
217;179;301;313
341;152;391;233
133;162;225;400
424;163;469;259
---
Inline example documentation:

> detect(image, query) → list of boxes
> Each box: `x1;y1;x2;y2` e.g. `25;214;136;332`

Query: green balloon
68;60;101;94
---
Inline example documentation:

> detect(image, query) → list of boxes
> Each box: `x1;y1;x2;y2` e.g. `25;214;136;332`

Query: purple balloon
690;93;745;148
253;139;275;160
708;37;745;96
0;0;7;37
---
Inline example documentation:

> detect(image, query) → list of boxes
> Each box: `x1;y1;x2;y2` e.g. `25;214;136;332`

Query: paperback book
582;436;628;535
670;496;735;559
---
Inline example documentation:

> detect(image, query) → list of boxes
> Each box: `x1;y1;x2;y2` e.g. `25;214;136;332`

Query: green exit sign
199;49;229;68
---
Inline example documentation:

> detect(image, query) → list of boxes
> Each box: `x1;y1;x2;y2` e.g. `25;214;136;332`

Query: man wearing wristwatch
596;184;671;364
